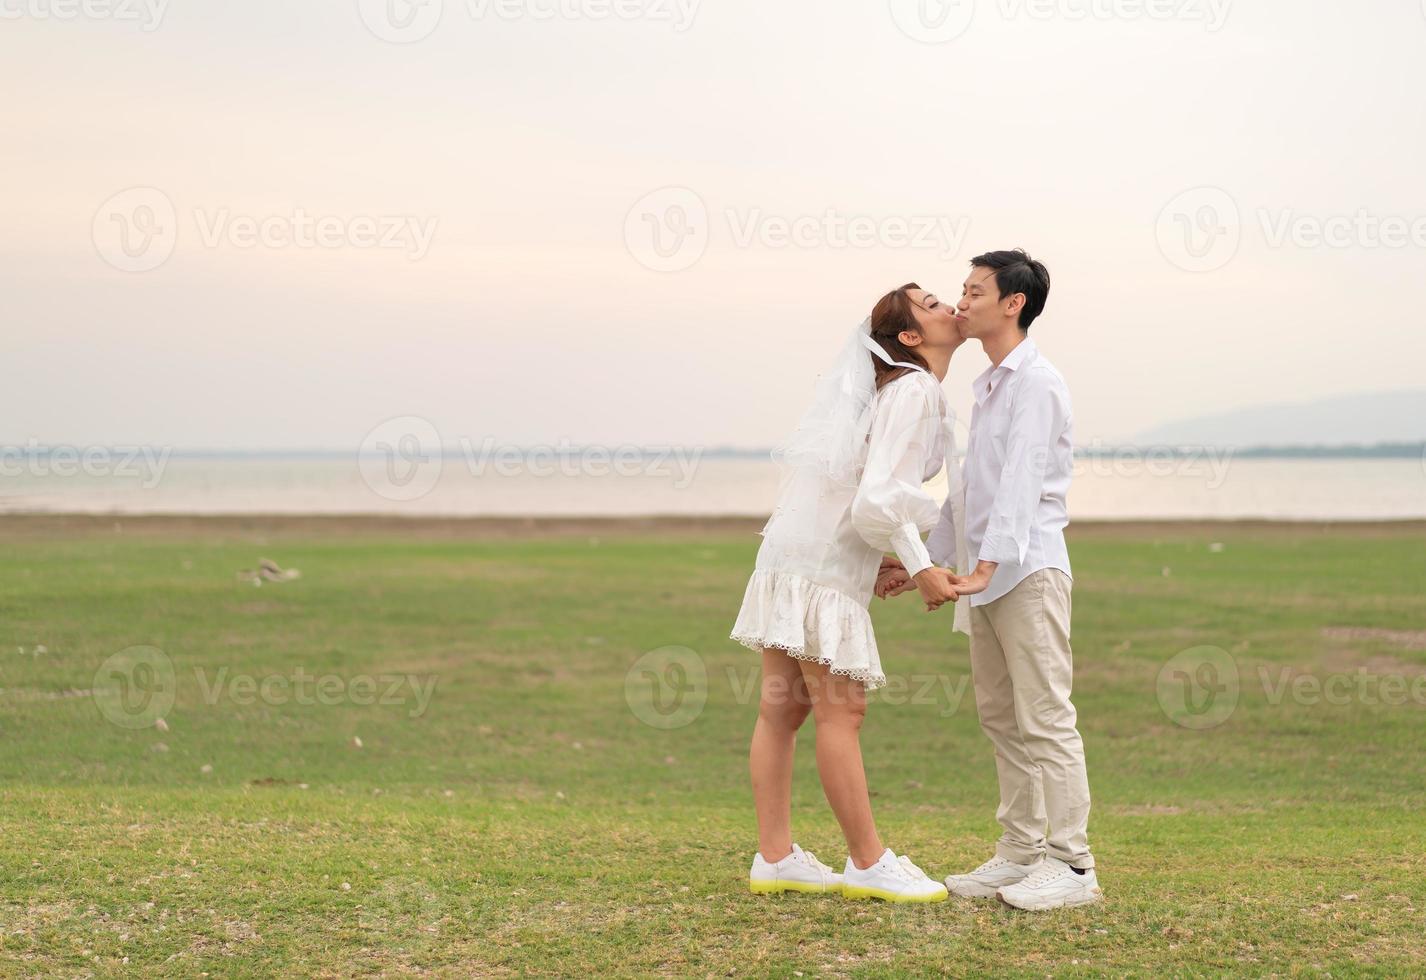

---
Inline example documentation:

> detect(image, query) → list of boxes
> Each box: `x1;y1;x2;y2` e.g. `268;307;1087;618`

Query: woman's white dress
730;369;968;690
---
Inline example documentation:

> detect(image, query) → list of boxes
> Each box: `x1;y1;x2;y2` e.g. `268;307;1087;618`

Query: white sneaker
996;857;1103;911
841;849;948;903
749;843;843;895
944;854;1042;899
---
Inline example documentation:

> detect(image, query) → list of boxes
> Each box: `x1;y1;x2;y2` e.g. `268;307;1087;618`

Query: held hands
949;561;998;598
875;556;916;600
873;557;957;612
913;567;959;612
874;557;999;610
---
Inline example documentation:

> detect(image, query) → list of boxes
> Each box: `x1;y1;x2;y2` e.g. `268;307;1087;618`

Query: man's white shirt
929;336;1073;606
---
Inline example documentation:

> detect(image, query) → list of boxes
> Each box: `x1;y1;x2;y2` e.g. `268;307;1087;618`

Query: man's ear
1004;293;1026;320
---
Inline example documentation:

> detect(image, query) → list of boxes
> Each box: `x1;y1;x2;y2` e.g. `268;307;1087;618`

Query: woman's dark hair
969;248;1051;330
868;283;930;389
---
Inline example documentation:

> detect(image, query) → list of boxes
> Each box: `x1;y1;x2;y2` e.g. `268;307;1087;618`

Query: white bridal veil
770;316;928;489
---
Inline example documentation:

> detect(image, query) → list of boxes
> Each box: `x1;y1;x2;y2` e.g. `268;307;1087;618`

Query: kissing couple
730;249;1101;911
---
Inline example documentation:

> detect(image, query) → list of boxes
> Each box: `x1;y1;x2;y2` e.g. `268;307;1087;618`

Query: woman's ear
898;329;923;348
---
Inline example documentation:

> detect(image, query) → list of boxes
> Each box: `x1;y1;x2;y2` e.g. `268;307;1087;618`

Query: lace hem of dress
729;570;885;690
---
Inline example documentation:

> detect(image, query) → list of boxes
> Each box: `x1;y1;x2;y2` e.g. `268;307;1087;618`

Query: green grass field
2;515;1425;977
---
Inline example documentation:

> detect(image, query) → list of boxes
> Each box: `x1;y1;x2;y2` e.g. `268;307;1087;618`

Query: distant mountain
1134;389;1426;448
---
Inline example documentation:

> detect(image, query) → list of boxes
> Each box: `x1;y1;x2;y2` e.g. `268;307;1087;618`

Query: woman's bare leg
749;648;812;862
798;659;883;869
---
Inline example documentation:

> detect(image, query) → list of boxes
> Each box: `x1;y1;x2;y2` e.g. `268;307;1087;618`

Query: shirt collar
1001;336;1038;372
971;336;1038;405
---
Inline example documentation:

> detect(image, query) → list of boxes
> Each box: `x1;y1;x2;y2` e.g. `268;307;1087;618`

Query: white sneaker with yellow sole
841;849;948;903
748;843;843;895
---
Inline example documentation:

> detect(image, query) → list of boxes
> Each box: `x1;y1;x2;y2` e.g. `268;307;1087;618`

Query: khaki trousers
969;569;1094;869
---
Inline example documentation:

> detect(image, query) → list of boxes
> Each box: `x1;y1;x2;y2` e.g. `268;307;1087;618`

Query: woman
731;284;969;903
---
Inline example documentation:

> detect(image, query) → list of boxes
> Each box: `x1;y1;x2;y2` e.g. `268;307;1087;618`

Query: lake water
2;454;1423;521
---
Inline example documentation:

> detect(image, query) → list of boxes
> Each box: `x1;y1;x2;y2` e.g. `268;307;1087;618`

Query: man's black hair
969;249;1051;331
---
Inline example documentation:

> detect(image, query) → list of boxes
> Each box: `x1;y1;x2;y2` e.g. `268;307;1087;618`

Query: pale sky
4;0;1425;451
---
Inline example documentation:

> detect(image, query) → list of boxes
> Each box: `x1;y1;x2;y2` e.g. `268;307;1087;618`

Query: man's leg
969;601;1047;865
995;570;1093;869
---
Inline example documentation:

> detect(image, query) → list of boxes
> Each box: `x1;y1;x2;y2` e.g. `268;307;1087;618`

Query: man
879;249;1100;911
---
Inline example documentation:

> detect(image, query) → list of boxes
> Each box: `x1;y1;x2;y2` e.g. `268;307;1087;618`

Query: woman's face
905;288;964;349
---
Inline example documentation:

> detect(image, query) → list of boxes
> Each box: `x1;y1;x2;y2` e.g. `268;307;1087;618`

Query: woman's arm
851;376;958;610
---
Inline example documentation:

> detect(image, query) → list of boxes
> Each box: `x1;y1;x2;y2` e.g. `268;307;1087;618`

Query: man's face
955;266;1016;340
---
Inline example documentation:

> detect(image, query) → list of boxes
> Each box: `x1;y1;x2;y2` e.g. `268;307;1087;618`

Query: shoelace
896;855;931;882
971;856;1009;876
798;849;834;875
1021;863;1071;889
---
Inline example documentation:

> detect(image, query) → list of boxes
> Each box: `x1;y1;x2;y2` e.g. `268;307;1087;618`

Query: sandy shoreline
1;512;1424;541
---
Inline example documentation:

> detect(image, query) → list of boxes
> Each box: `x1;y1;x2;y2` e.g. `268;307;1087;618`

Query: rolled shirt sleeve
851;375;944;577
978;368;1067;566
